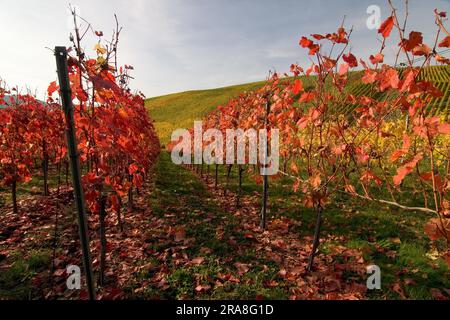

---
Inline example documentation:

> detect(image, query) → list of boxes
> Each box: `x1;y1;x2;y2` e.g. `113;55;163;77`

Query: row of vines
0;10;160;294
185;5;450;269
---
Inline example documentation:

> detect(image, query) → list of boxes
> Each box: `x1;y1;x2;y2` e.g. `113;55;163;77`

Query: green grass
128;153;288;300
0;250;51;299
146;81;267;145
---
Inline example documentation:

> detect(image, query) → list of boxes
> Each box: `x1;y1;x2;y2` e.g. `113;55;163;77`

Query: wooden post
42;140;49;196
307;205;323;271
65;160;69;185
116;193;124;232
224;165;232;196
12;179;17;214
128;173;133;210
260;98;271;230
55;46;96;300
237;165;244;208
99;196;107;286
215;164;218;189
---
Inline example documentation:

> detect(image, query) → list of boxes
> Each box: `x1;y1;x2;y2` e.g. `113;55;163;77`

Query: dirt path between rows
189;167;368;300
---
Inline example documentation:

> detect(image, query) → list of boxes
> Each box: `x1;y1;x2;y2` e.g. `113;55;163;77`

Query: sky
0;0;449;98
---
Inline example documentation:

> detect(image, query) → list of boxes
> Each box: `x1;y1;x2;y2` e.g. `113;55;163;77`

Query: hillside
146;65;450;144
145;81;267;144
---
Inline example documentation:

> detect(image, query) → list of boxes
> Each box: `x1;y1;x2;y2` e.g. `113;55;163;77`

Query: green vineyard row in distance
146;65;450;145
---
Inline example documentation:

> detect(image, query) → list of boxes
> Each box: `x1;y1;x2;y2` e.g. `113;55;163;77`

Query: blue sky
0;0;449;98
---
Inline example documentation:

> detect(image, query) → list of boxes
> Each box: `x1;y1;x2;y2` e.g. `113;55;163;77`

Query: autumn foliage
1;18;160;216
195;5;450;268
0;14;161;295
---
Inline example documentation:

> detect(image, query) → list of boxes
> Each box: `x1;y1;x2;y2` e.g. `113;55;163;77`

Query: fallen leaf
191;257;205;265
430;288;447;300
392;282;407;299
174;227;186;242
234;262;250;275
195;284;211;292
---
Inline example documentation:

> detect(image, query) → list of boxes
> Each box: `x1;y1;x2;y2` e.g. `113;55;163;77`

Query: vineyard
147;65;450;145
344;65;450;117
1;1;450;303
